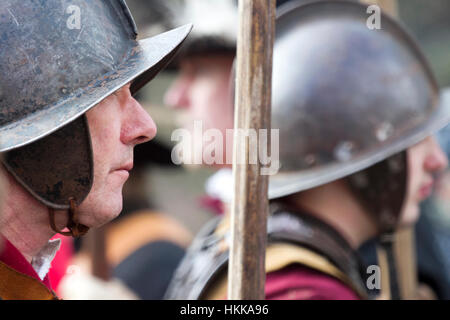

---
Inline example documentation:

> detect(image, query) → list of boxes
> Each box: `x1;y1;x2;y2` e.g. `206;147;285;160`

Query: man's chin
78;198;123;228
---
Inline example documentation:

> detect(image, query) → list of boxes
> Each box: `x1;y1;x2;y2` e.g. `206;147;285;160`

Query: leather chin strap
347;152;408;233
48;198;89;237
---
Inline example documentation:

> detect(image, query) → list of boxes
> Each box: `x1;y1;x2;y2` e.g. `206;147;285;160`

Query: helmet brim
0;24;193;152
269;88;450;199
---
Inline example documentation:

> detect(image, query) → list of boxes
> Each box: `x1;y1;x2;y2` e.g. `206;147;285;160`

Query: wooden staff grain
393;227;417;299
84;226;110;281
360;0;398;16
361;0;418;300
228;0;276;300
372;0;418;300
384;0;417;298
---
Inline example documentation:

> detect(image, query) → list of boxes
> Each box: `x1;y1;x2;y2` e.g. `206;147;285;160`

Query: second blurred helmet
268;0;450;231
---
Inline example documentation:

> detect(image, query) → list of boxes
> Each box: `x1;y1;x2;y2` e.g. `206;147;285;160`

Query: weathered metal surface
0;0;191;209
0;0;191;152
268;0;450;199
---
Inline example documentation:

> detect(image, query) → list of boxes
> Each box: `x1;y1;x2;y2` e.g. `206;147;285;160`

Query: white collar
205;168;233;204
31;238;61;280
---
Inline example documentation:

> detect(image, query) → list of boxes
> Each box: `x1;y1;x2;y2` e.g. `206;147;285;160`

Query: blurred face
164;54;235;165
401;136;448;226
78;83;156;227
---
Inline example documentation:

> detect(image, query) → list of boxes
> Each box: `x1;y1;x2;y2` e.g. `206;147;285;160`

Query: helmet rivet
375;122;394;142
304;154;316;166
334;141;355;162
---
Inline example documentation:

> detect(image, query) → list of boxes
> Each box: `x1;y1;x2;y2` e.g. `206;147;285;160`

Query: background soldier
165;0;450;299
0;0;191;299
163;0;294;212
163;0;238;212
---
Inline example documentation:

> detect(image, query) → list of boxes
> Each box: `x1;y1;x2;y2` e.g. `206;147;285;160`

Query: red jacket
266;264;360;300
0;237;57;299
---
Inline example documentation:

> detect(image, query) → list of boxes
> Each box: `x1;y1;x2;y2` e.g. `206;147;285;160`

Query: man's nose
425;136;448;173
164;77;190;110
121;95;157;146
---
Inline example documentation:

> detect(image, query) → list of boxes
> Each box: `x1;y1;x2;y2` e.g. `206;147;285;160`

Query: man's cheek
94;133;116;156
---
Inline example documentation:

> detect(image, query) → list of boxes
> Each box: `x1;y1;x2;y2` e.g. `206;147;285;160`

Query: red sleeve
49;234;74;293
265;264;361;300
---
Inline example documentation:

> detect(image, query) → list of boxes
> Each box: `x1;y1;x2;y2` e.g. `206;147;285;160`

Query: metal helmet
164;0;300;60
171;0;238;58
0;0;191;232
268;1;450;229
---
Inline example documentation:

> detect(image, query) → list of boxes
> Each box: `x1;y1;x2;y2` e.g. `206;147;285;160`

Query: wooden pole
360;0;418;300
376;0;419;300
393;227;417;299
376;246;391;300
228;0;276;300
84;226;110;281
360;0;398;16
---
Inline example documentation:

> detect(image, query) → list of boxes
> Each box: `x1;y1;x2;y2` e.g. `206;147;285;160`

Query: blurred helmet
162;0;303;61
173;0;238;58
122;0;180;38
268;0;450;231
0;0;191;231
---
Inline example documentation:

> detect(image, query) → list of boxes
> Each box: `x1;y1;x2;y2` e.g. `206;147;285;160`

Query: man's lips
111;162;133;175
117;162;133;171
